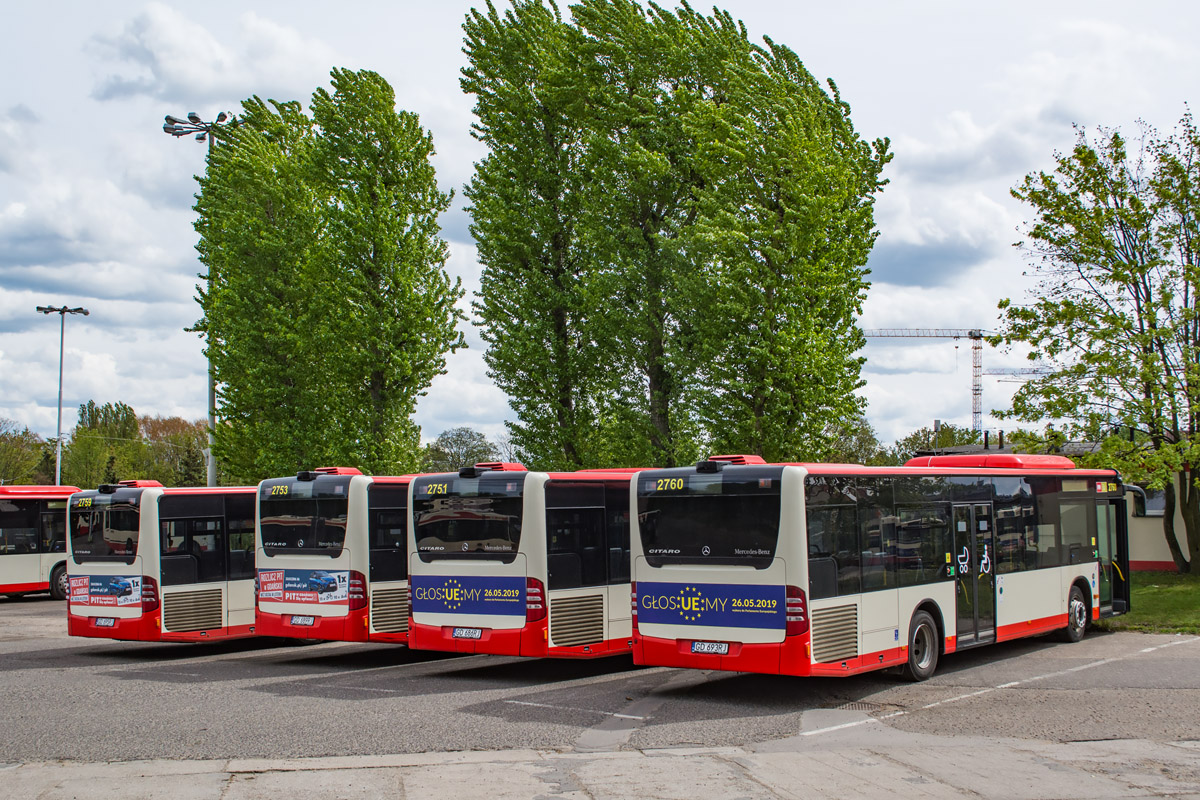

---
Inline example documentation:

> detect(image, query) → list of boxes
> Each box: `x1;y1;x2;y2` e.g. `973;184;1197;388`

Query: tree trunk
1163;476;1190;573
1180;468;1199;573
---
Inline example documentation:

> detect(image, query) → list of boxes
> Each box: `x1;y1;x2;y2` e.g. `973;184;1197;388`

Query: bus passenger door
1095;501;1120;615
953;504;996;647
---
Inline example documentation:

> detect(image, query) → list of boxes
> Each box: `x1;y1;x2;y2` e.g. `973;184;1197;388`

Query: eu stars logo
678;586;704;622
444;578;463;611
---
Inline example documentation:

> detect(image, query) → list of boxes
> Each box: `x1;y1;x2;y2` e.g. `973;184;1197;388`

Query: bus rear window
637;467;782;569
259;477;350;557
70;492;142;565
412;474;523;563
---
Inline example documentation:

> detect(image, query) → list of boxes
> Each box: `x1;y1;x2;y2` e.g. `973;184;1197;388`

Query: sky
1;1;1197;455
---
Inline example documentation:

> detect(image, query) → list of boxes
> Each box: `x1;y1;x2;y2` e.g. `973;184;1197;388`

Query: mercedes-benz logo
297;539;304;548
702;545;711;556
462;542;469;551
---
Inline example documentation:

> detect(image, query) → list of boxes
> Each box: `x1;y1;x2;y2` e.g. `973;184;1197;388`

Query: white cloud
89;3;338;104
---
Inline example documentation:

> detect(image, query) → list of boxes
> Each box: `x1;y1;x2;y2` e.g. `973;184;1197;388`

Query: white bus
255;468;415;643
631;454;1130;680
407;463;637;658
66;480;257;642
0;485;78;599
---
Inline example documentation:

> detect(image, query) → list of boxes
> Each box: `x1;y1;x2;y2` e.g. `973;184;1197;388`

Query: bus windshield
259;477;350;557
412;473;524;563
70;492;142;565
637;467;782;569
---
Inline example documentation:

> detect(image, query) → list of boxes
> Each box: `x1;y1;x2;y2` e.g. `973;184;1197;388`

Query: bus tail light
526;577;546;622
348;571;367;611
630;581;638;633
141;576;160;613
785;585;808;636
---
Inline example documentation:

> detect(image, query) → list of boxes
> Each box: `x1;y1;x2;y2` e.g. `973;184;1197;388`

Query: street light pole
36;305;89;486
163;111;233;488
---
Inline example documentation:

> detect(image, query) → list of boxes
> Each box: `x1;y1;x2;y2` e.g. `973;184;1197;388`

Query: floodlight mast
162;111;234;487
36;305;90;485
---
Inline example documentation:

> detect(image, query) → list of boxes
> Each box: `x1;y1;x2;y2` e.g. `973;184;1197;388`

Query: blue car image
107;577;134;597
308;571;338;594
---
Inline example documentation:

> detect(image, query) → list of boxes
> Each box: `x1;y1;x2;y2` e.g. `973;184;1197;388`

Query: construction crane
863;329;991;434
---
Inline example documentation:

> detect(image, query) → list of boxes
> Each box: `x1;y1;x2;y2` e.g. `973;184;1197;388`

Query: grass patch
1094;570;1200;635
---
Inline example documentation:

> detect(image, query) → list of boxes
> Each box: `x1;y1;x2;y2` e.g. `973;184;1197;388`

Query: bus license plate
452;627;482;640
291;615;315;627
94;617;115;628
691;641;728;655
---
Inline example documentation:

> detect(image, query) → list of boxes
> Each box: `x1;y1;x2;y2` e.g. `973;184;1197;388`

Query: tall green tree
684;40;886;460
0;418;43;485
996;113;1200;572
465;0;887;469
463;1;607;471
196;69;464;483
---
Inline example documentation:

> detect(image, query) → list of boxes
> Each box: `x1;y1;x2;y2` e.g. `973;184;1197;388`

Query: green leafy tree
0;418;43;485
196;69;464;483
465;0;887;469
422;427;500;473
464;1;610;471
995;114;1200;571
60;402;206;488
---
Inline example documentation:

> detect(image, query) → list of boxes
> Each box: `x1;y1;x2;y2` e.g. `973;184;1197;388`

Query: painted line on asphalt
801;636;1199;738
505;699;648;720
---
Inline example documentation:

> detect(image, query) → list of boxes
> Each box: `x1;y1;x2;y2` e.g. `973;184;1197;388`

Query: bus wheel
1060;585;1088;643
902;610;939;682
50;565;69;601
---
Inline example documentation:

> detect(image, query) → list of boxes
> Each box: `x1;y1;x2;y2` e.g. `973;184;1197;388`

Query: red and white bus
0;485;78;599
407;463;637;658
254;468;414;643
66;480;258;641
631;454;1130;680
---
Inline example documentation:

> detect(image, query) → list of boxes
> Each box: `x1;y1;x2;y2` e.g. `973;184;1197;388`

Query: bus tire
902;610;939;682
50;564;68;601
1060;585;1088;643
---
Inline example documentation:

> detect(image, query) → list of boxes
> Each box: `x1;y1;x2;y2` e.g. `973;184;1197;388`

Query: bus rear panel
67;481;257;642
631;457;1130;679
254;469;415;643
407;465;634;658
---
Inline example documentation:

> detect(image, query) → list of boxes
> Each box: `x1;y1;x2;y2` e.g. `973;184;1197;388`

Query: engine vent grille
162;588;223;632
811;604;859;663
371;585;410;633
550;594;604;647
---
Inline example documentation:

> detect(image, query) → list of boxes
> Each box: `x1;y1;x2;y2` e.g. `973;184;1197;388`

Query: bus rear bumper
633;632;812;675
255;607;368;642
408;620;545;657
67;610;160;641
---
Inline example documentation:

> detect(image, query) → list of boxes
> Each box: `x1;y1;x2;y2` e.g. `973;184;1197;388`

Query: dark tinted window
412;473;523;563
69;490;142;564
894;504;951;586
41;501;67;553
546;481;605;589
0;499;39;555
638;467;782;569
368;484;408;582
226;494;256;580
259;477;351;556
605;482;631;584
806;505;858;598
858;478;895;591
